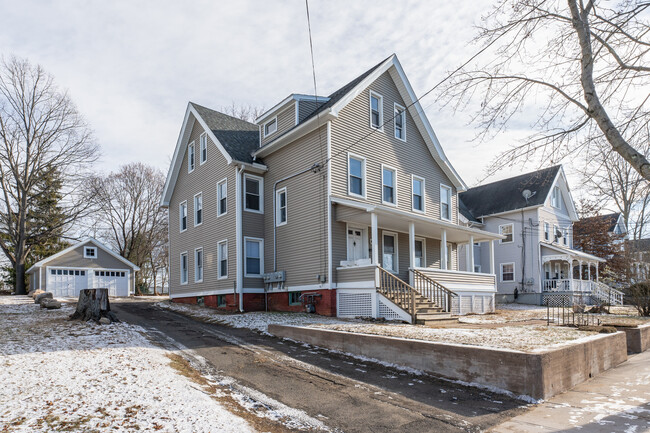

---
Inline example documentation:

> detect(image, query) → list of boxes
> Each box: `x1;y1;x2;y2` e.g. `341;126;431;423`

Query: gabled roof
578;213;622;233
459;166;562;218
459;197;481;224
26;237;140;273
253;54;467;190
541;241;606;262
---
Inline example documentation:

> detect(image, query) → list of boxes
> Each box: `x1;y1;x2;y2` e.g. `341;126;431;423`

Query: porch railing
377;266;416;321
592;281;625;306
410;268;457;312
543;279;594;292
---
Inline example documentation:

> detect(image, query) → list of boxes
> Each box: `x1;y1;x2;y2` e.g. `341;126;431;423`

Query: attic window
551;186;561;208
263;118;277;138
84;247;97;259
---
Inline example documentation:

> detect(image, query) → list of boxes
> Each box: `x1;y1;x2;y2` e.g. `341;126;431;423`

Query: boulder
98;317;111;325
572;304;586;314
31;289;45;299
40;299;61;309
34;292;53;304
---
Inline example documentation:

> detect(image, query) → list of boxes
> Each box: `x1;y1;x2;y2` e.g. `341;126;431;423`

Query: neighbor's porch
541;242;605;295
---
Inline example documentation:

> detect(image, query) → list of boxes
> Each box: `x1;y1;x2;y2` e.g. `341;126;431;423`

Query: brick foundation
172;289;337;316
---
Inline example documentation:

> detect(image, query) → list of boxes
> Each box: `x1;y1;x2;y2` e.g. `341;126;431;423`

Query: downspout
236;165;244;312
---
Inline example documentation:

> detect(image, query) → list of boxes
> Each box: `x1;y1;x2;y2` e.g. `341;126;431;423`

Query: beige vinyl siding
298;100;322;123
46;241;129;270
242;187;265;289
260;104;296;147
169;116;237;296
330;71;458;223
262;126;328;288
336;266;375;283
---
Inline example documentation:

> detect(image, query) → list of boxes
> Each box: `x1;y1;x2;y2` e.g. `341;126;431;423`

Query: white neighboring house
26;238;140;297
458;165;623;305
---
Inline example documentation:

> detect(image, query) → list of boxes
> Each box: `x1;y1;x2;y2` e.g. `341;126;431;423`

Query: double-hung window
544;222;550;241
412;176;424;212
218;240;228;279
199;133;207;164
244;174;263;213
180;252;188;285
394;103;406;141
370;92;383;129
276;187;287;226
194;248;203;283
440;185;452;220
217;179;227;216
348;154;366;198
188;141;195;173
382;165;397;205
501;263;515;282
194;193;203;226
179;201;187;232
553;224;560;242
263;118;277;137
500;224;513;243
245;238;263;277
551;186;561;208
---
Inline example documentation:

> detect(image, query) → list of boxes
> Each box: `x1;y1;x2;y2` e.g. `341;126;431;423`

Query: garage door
92;270;129;297
47;269;88;298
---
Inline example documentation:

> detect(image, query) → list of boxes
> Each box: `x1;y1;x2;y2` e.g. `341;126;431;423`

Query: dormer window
370;92;383;129
263;118;277;138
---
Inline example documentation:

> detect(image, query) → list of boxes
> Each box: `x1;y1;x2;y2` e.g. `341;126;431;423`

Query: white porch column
596;263;599;282
468;236;475;272
587;262;592;281
409;222;416;285
489;240;495;275
441;229;448;270
371;212;378;266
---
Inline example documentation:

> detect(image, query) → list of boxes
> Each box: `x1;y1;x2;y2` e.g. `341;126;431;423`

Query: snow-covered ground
309;323;601;352
0;296;255;433
157;301;353;334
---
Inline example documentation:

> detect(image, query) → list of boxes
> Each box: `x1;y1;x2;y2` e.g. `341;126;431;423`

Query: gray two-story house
160;54;503;322
459;166;623;305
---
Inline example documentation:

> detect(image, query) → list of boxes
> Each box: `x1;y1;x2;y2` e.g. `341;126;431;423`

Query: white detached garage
26;238;140;297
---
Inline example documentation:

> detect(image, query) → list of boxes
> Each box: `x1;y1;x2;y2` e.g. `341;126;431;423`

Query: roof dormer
256;94;329;147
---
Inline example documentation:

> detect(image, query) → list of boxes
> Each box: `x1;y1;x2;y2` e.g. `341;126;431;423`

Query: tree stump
68;289;119;323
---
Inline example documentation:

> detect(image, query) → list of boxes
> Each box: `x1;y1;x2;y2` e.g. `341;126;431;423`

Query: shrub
624;282;650;317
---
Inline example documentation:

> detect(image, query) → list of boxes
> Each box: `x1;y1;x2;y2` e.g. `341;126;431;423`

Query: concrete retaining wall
617;324;650;354
269;325;627;400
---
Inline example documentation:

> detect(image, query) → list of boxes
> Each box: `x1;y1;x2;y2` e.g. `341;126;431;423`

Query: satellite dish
522;189;537;204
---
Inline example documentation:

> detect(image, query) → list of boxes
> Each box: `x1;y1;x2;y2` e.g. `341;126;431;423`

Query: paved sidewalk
492;350;650;432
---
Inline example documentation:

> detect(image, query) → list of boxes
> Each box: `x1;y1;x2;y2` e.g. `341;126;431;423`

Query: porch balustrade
542;279;594;292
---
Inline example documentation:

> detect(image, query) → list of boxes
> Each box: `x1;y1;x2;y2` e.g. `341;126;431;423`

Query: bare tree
439;0;650;180
219;102;265;123
0;57;98;294
91;163;167;290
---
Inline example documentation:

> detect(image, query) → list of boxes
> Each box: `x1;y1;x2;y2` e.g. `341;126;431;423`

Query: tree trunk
15;261;26;295
68;289;119;323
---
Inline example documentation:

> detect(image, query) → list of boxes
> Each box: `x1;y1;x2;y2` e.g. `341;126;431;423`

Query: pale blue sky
0;0;551;187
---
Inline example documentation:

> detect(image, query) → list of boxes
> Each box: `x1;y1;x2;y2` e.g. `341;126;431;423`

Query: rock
34;292;53;304
572;304;586;314
27;290;35;297
98;317;111;325
31;289;45;299
40;299;61;309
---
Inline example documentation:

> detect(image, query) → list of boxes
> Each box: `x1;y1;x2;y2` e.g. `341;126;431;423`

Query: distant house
26;238;140;297
160;54;504;321
459;165;623;305
626;238;650;283
576;213;627;239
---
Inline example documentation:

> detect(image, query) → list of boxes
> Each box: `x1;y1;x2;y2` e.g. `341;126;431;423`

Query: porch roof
540;242;605;263
332;196;503;243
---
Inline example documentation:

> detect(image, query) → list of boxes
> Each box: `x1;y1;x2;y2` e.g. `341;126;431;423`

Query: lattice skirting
336;290;412;322
543;292;595;307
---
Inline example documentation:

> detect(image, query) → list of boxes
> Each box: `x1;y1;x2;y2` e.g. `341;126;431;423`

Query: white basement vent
338;292;372;318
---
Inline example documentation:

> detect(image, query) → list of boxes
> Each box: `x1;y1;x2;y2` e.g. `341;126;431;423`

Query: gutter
236;165;244;312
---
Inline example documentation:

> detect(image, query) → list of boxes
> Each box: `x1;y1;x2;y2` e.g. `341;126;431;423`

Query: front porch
332;197;503;319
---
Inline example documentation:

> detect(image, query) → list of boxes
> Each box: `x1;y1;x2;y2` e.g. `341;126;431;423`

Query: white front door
347;228;365;262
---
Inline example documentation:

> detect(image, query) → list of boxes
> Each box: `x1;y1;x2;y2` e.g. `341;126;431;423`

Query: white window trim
551;186;561;208
369;91;384;130
553;224;560;243
194;247;203;283
217;239;228;280
275;187;287;227
499;223;514;244
345;224;369;263
194;192;203;227
188;141;195;173
544;222;550;241
83;246;97;259
382;231;399;274
414;236;426;268
411;174;425;213
217;178;228;217
381;164;398;206
440;184;452;221
394;102;406;142
244;237;264;278
179;200;188;233
347;152;367;199
500;262;515;282
180;251;188;285
244;173;264;214
263;116;278;138
199;132;208;165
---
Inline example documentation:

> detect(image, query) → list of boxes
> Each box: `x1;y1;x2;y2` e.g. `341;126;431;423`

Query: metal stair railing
409;268;458;313
591;281;624;306
377;266;417;321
